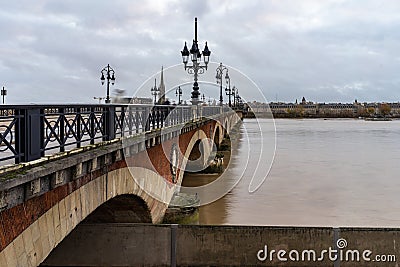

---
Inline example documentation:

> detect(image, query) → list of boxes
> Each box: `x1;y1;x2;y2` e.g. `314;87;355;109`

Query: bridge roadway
0;104;242;266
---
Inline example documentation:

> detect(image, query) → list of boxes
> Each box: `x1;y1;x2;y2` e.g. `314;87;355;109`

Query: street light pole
1;86;7;104
231;86;237;107
180;17;211;105
235;89;242;108
151;78;159;104
216;63;229;106
100;64;116;104
175;86;182;105
225;71;234;107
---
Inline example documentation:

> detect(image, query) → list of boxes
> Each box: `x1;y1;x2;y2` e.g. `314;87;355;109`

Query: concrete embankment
42;224;399;266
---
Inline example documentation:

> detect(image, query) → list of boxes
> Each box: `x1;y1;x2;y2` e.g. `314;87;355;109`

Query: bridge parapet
0;115;221;212
0;104;234;166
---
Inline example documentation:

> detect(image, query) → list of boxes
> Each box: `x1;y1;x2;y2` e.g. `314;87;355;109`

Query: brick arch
41;193;153;265
176;128;210;185
225;113;242;135
0;167;166;267
212;122;224;148
125;128;217;209
212;113;241;148
224;118;229;136
82;194;152;223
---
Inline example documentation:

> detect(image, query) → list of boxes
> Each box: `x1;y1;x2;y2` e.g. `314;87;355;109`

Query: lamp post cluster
94;18;243;109
216;63;241;108
34;17;245;107
180;17;211;105
100;64;116;104
178;18;243;108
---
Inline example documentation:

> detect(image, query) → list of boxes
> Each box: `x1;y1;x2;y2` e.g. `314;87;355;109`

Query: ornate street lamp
180;17;211;105
100;64;116;104
216;63;229;106
151;78;159;104
231;86;237;107
235;90;243;108
1;86;7;104
224;71;235;107
175;86;182;105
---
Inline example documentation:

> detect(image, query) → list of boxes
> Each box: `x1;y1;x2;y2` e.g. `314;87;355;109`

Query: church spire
158;66;166;104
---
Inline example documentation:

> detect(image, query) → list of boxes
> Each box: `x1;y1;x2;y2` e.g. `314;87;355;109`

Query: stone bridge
0;104;242;266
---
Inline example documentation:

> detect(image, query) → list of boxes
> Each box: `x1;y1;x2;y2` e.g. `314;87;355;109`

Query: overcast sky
1;0;400;104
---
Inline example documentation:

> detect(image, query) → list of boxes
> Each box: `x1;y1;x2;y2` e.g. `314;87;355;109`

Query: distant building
316;103;357;117
249;98;400;118
390;103;400;116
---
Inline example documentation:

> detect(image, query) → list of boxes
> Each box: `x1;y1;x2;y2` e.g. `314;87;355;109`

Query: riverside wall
42;224;399;267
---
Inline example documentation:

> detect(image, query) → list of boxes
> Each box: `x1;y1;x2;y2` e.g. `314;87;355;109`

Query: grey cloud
1;0;400;104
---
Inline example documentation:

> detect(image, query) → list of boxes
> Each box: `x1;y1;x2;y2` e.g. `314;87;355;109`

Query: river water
182;118;400;227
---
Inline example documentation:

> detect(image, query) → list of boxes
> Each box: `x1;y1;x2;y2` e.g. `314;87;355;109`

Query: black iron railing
0;104;229;165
